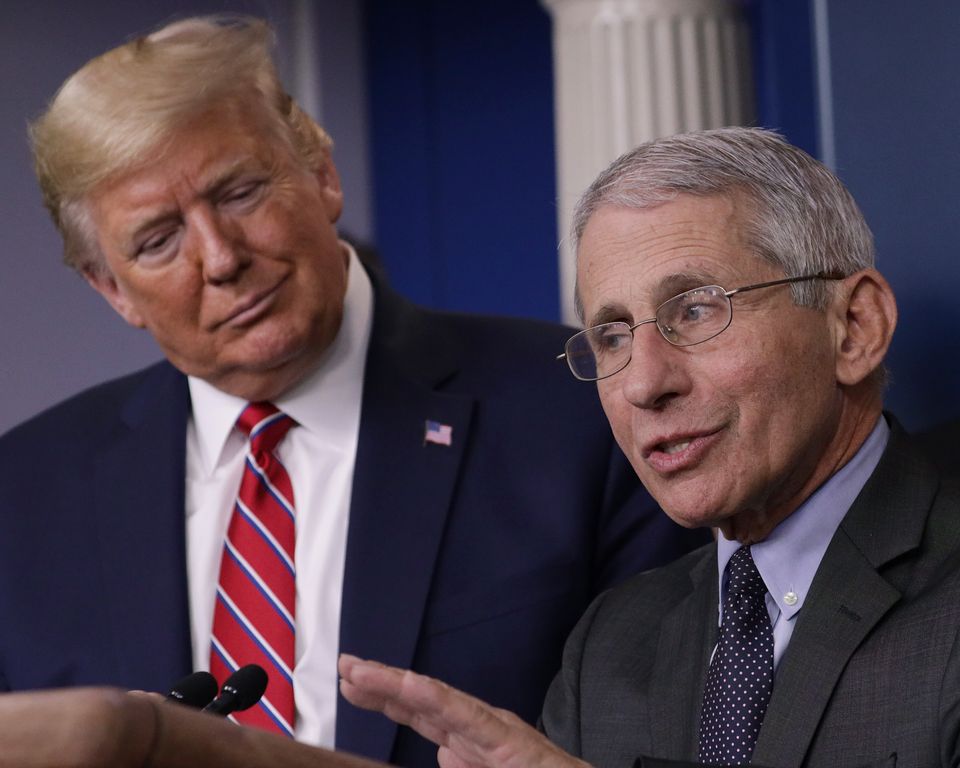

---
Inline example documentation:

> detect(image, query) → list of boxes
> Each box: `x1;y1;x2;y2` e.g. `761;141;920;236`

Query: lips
642;428;723;473
660;438;692;455
215;277;286;329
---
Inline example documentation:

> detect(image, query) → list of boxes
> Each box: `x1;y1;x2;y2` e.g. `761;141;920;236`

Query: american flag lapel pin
423;419;453;447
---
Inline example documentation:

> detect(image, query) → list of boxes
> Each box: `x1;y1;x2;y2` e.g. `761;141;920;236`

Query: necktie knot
237;402;295;455
726;545;766;603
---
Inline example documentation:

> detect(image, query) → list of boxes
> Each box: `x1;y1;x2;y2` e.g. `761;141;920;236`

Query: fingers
438;745;484;768
338;655;591;768
339;654;463;747
338;654;398;713
339;656;430;730
339;654;518;749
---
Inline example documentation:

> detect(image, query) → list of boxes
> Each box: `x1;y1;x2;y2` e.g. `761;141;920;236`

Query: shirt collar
716;415;890;619
188;242;374;474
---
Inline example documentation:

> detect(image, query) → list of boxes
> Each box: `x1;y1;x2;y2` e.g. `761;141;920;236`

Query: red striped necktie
211;402;297;736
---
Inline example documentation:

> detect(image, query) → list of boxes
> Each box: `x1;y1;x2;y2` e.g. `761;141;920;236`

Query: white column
291;0;322;126
541;0;755;324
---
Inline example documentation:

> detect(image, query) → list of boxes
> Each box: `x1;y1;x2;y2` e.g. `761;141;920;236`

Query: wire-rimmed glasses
558;272;845;382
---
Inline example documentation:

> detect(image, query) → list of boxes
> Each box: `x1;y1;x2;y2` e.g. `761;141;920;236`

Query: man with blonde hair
339;128;960;768
0;15;705;768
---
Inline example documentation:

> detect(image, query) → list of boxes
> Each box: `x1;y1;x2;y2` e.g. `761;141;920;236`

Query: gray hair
29;15;332;275
572;127;874;317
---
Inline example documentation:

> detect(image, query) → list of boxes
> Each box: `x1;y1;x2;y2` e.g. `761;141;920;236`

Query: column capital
541;0;754;323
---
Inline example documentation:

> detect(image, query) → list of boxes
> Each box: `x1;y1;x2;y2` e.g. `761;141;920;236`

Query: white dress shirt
184;244;373;746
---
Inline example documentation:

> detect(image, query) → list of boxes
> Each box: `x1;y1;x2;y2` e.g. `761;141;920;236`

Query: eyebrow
122;209;180;253
202;158;262;198
587;302;630;327
585;270;724;328
121;158;264;248
655;271;724;299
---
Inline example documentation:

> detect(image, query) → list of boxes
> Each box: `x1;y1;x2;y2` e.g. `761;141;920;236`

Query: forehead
576;194;768;321
88;103;290;226
109;100;286;185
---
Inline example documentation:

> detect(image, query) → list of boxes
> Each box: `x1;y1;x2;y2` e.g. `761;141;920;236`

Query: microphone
202;664;269;716
165;670;219;709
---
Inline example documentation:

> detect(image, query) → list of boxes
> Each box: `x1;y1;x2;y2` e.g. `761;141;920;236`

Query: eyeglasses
558;272;845;382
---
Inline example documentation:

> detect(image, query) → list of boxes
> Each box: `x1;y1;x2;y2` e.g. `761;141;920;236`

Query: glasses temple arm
725;271;846;298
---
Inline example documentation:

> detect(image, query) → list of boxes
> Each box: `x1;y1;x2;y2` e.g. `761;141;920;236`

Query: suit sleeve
538;589;609;757
592;441;710;592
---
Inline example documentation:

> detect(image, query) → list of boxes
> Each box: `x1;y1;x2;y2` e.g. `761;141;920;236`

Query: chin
658;496;727;531
237;325;318;369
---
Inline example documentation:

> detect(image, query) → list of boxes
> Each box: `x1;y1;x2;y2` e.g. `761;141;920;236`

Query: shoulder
372;283;612;419
876;421;960;546
396;302;593;398
910;445;960;581
570;543;715;649
371;276;575;364
391;295;575;362
914;417;960;476
0;360;184;456
596;543;714;619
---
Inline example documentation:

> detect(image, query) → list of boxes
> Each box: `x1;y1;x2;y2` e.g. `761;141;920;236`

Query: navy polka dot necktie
698;545;774;766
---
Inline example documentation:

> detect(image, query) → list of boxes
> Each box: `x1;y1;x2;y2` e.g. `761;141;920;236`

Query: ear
315;153;343;224
831;268;898;387
82;267;147;329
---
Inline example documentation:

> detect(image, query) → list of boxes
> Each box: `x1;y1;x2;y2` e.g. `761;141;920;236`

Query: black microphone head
221;664;268;711
166;670;219;708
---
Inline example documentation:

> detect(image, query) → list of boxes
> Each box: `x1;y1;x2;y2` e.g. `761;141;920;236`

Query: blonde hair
30;15;332;274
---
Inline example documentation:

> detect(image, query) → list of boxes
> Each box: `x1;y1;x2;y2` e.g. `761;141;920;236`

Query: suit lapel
752;533;900;767
92;363;193;690
649;550;718;761
752;424;932;768
336;282;474;759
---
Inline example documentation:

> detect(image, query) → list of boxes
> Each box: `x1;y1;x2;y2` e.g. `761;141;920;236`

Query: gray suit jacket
541;425;960;768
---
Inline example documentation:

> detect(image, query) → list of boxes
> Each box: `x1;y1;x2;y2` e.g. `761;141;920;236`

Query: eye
680;301;708;322
136;228;179;260
221;180;265;207
590;323;632;353
664;289;726;326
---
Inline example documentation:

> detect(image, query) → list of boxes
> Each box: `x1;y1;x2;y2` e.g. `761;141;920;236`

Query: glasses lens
565;322;632;380
656;286;731;346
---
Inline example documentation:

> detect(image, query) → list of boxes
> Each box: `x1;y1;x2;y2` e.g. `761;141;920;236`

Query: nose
615;324;692;410
189;207;251;284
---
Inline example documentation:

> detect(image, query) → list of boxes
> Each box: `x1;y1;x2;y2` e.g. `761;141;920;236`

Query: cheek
725;342;837;460
251;206;340;276
115;271;200;325
597;382;622;434
597;383;643;461
245;206;301;250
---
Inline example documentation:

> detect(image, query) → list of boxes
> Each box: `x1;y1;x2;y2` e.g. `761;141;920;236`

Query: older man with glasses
338;127;960;768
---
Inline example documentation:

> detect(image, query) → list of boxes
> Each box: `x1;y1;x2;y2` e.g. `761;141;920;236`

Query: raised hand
338;654;590;768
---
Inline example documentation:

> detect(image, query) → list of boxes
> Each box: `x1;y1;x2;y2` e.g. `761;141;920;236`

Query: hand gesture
338;654;590;768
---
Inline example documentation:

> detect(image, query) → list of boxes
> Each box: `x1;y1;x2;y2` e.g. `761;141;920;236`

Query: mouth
642;428;723;473
216;277;287;329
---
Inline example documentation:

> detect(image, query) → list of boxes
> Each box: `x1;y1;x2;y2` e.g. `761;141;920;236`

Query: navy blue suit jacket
0;271;707;766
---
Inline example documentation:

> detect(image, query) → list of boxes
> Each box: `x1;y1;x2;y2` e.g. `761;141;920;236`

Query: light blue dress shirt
715;415;890;670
